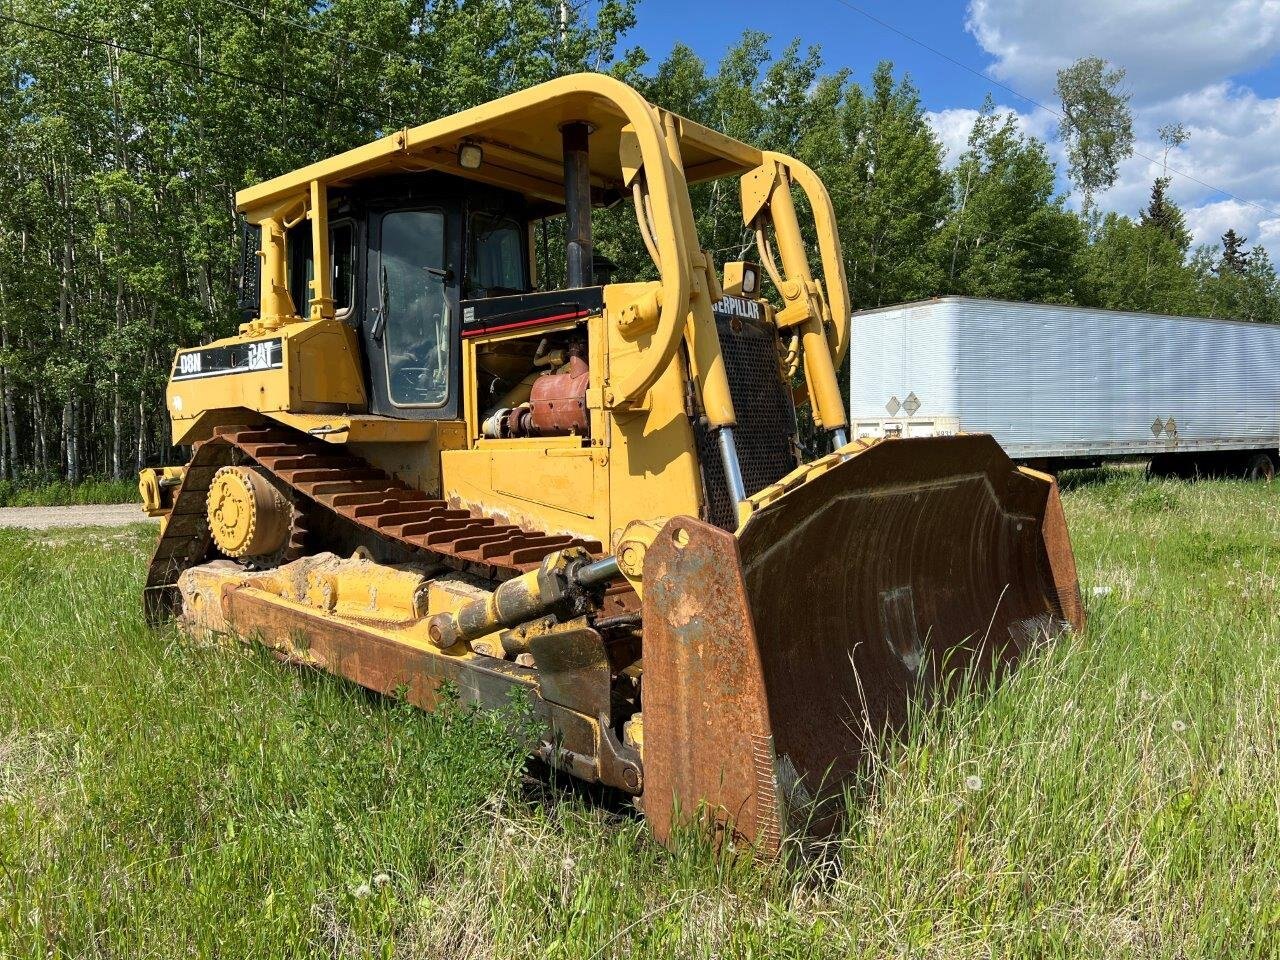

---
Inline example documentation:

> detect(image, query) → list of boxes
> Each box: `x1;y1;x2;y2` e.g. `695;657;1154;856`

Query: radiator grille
695;308;798;529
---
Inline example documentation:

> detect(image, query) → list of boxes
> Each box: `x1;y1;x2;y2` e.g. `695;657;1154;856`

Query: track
144;423;603;622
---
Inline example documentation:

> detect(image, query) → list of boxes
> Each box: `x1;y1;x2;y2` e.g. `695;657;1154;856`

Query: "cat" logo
247;342;273;370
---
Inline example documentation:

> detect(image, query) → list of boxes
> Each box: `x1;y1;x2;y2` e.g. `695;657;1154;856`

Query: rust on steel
528;354;590;436
640;435;1083;852
145;423;602;622
641;519;784;856
219;585;640;793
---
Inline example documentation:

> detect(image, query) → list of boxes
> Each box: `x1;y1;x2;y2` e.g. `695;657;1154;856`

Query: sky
625;0;1280;256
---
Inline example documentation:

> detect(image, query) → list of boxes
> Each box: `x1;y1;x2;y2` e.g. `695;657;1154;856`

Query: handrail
597;90;690;408
763;152;851;366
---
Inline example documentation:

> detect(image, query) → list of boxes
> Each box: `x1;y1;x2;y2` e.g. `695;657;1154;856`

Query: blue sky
624;0;1280;255
627;0;1010;112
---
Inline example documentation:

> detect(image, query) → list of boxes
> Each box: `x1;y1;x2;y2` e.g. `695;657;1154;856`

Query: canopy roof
236;73;763;213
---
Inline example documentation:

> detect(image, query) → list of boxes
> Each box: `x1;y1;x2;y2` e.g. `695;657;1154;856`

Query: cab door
364;205;461;419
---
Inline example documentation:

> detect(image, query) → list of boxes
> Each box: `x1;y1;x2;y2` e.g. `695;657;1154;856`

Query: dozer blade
641;435;1083;855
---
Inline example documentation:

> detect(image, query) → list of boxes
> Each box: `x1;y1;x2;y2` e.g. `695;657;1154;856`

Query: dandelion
562;856;576;871
373;872;391;889
1172;719;1187;734
1140;690;1153;702
352;882;372;900
503;825;516;839
963;774;983;792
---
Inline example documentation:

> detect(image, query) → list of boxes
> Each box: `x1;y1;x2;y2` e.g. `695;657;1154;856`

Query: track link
144;423;602;622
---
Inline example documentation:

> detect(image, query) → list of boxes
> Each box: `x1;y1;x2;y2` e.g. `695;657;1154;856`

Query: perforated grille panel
694;306;799;530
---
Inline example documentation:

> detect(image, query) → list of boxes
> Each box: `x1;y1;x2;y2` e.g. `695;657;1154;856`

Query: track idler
639;435;1083;855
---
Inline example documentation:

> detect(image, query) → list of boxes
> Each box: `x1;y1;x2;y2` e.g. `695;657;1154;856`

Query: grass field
0;472;1277;958
0;477;139;508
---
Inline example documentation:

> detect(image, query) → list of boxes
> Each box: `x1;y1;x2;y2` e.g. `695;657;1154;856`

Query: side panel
850;297;1280;459
442;441;608;543
602;284;703;549
167;319;367;445
442;286;703;552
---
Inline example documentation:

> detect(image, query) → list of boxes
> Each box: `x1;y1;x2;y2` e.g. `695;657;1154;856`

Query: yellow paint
166;318;365;445
307;180;335;322
749;159;847;433
138;465;185;517
269;412;442;444
161;72;860;578
290;322;366;407
245;196;307;329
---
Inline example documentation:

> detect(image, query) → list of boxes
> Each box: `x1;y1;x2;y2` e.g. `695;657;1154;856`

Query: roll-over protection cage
234;73;853;511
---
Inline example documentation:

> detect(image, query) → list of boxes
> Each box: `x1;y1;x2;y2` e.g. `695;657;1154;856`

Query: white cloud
962;1;1280;257
1089;83;1280;248
1182;199;1280;252
925;104;1055;166
967;0;1280;104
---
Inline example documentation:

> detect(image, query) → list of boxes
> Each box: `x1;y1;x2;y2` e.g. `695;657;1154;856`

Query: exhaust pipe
562;121;593;289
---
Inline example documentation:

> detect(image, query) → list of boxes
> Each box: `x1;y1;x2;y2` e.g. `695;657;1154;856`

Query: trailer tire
1243;452;1276;482
1148;453;1193;480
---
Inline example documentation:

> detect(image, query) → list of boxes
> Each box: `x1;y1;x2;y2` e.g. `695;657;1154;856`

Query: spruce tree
1220;229;1250;274
1140;178;1190;252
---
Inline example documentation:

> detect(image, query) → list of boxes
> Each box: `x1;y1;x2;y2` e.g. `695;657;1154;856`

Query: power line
827;0;1280;222
0;11;403;130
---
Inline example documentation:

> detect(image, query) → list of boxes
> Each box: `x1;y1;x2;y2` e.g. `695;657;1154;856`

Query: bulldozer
140;73;1084;855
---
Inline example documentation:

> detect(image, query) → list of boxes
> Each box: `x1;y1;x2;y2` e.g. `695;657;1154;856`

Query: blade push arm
741;154;851;445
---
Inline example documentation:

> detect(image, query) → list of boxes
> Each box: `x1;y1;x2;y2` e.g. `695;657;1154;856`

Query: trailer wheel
1149;453;1192;480
1243;452;1276;482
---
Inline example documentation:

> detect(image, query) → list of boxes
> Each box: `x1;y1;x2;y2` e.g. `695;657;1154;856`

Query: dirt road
0;504;158;529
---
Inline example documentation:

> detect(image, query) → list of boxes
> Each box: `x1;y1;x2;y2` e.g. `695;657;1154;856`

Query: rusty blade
641;435;1084;853
641;519;783;856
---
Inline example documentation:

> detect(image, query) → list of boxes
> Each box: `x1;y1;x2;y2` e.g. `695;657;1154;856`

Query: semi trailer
849;296;1280;479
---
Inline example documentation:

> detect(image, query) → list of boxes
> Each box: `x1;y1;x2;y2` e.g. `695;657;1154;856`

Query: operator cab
273;173;548;421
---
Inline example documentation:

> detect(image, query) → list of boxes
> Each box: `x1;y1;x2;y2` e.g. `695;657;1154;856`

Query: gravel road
0;503;158;529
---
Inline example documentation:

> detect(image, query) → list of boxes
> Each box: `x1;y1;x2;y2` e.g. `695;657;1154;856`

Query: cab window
287;221;356;319
380;209;449;407
468;212;526;297
286;223;312;314
331;220;356;318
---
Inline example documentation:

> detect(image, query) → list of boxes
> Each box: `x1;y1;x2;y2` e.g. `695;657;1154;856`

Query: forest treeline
2;0;1277;483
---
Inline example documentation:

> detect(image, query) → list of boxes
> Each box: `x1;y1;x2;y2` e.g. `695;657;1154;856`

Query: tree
0;0;638;482
1220;229;1250;274
1077;213;1198;315
1055;57;1134;221
1140;177;1191;252
836;62;949;308
938;98;1085;303
1157;122;1189;171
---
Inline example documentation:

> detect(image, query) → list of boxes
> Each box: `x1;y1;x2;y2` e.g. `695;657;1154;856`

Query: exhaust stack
562;121;593;289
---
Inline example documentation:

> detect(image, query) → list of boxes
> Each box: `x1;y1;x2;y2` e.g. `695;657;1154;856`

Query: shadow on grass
1055;459;1150;492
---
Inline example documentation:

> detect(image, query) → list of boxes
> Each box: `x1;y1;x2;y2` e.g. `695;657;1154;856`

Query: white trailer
848;296;1280;478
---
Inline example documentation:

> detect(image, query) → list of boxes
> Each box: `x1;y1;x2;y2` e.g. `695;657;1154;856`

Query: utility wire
827;0;1280;222
0;10;404;130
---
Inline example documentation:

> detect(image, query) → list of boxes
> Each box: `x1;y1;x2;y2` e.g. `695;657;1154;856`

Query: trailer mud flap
640;435;1083;854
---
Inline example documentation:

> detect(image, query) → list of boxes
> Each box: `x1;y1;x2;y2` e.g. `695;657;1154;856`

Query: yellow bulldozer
139;73;1083;855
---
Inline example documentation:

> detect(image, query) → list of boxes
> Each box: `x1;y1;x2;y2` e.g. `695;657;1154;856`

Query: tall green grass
0;473;1277;958
0;476;139;507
